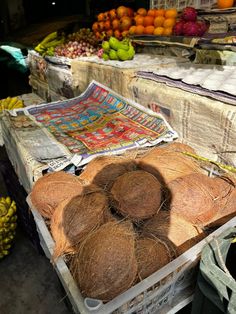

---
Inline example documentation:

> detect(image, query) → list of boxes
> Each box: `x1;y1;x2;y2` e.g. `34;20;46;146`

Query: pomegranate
119;16;133;31
183;21;199;36
173;20;185;35
117;6;128;18
182;7;197;22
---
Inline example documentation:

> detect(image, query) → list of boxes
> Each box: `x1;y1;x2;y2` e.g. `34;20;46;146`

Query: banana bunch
0;196;17;259
101;36;135;61
34;31;65;57
0;97;24;112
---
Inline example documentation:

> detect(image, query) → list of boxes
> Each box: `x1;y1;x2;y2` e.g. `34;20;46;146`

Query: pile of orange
131;8;178;36
91;6;178;40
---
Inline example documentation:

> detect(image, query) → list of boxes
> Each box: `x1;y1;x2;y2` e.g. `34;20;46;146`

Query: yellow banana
7;97;18;110
12;100;24;109
4;197;11;207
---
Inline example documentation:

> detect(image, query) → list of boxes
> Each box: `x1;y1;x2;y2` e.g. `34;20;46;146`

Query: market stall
1;2;236;313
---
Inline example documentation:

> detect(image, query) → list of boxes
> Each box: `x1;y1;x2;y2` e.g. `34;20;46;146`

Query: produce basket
150;0;216;10
26;194;236;314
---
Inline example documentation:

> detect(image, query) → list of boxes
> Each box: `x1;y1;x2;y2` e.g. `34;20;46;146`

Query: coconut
206;175;236;227
142;210;205;255
72;221;137;302
78;155;136;190
164;142;196;154
30;171;83;219
110;170;162;221
167;173;232;226
137;149;201;185
135;236;172;280
51;184;108;259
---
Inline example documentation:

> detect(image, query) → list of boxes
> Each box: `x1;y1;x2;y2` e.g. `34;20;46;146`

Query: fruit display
54;28;99;58
173;7;208;37
34;31;65;57
0;97;24;112
34;28;99;59
92;6;135;40
92;6;178;38
0;196;17;259
101;36;135;61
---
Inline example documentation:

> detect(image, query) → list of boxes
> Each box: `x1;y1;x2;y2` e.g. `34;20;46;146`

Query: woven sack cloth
192;226;236;314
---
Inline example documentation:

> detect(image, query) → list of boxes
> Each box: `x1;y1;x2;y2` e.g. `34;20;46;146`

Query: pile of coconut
30;142;236;302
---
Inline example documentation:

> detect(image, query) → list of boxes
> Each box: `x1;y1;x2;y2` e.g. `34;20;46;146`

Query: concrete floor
0;229;72;314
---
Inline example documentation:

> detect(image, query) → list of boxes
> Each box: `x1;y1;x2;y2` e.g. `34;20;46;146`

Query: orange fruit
135;24;145;35
163;18;176;28
147;9;156;17
165;8;178;18
154;16;165;27
114;29;121;39
155;9;166;17
217;0;234;8
153;26;164;36
135;15;144;25
137;8;147;16
129;25;136;35
144;25;155;34
143;15;154;26
163;27;173;36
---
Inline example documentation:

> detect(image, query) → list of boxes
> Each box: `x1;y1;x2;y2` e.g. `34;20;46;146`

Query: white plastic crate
27;196;236;314
150;0;216;10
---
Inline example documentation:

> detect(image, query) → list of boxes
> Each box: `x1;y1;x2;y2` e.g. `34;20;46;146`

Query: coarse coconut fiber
110;170;162;221
142;210;205;255
135;236;172;280
137;147;201;185
167;172;234;226
30;171;83;219
78;155;137;190
51;184;108;259
71;221;137;302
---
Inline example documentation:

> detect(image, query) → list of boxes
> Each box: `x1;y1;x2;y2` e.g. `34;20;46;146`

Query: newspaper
127;77;236;167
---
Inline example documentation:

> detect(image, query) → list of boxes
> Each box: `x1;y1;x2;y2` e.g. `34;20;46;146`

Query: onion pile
55;28;99;58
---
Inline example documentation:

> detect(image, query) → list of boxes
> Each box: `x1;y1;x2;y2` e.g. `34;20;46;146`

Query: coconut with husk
167;172;233;227
142;210;205;255
30;171;83;219
78;155;137;190
205;175;236;227
110;170;162;221
137;149;201;185
51;184;108;259
135;236;172;280
161;142;196;155
71;221;137;302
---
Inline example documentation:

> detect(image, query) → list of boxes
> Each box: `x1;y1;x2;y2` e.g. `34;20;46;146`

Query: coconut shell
72;221;137;302
167;173;234;226
137;149;201;185
78;155;136;190
51;184;108;259
142;210;205;255
30;171;83;219
110;170;162;221
135;236;172;280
